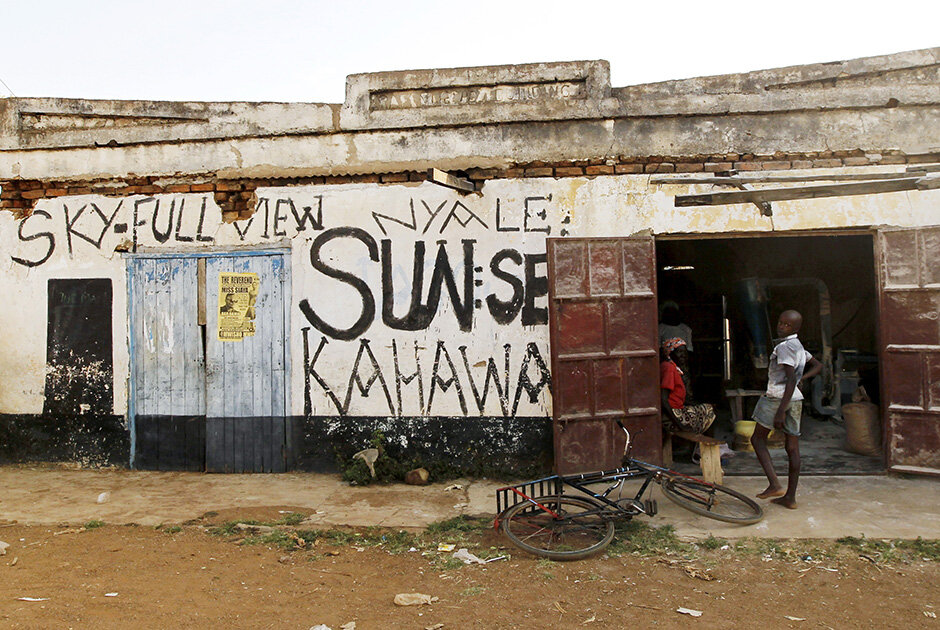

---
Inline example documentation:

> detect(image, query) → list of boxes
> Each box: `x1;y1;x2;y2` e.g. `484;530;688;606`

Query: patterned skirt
665;403;716;434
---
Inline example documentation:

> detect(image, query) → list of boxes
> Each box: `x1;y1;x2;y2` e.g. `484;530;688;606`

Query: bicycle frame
495;424;713;524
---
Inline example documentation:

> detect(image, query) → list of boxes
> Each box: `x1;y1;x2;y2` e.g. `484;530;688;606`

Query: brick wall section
1;150;937;220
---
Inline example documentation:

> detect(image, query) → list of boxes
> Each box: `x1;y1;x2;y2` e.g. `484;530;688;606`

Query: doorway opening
655;232;883;475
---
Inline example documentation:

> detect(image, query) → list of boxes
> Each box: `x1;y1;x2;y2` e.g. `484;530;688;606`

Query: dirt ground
1;507;937;629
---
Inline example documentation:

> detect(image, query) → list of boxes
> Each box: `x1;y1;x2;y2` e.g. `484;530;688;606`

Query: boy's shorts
752;395;802;437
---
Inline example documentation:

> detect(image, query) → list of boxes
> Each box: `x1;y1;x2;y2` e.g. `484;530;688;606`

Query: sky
1;0;937;103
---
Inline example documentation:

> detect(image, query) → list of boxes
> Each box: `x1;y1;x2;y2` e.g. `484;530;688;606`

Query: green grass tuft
83;519;105;530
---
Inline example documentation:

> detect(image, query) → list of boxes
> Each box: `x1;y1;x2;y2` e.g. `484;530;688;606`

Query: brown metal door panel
623;355;661;412
554;360;593;417
556;301;607;355
887;413;940;470
551;240;590;298
882;352;926;408
588;241;625;295
608;298;658;353
877;226;940;475
548;236;660;474
553;417;617;474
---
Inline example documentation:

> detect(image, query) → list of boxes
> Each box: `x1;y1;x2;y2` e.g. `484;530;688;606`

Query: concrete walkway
1;465;937;539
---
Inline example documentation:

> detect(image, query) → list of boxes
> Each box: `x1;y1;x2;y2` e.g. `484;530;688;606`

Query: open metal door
877;226;940;475
547;236;661;474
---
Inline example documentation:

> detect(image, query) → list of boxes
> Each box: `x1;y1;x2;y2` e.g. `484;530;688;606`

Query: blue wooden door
205;253;289;472
128;252;289;472
128;257;207;470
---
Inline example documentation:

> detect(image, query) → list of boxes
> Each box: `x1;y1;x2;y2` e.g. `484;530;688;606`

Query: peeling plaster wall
2;171;938;467
3;173;938;409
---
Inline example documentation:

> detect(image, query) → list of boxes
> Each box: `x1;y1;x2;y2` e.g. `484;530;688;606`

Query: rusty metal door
877;226;940;475
547;236;661;474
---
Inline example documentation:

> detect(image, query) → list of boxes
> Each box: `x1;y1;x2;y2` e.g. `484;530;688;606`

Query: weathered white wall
3;172;938;418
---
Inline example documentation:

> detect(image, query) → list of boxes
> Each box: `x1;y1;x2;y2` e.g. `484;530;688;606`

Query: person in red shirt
660;338;715;434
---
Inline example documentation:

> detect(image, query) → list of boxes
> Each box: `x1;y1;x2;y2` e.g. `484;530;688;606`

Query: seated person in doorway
660;337;715;435
659;301;695;400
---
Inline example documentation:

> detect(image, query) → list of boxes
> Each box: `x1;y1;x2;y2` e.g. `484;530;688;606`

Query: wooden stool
663;430;726;485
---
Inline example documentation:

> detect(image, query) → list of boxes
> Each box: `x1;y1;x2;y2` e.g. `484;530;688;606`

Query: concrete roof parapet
340;60;612;130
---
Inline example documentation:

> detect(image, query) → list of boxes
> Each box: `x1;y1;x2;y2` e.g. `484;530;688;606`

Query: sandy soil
0;507;937;629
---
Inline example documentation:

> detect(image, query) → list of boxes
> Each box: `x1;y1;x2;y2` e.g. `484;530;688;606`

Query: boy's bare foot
771;496;798;509
757;486;785;499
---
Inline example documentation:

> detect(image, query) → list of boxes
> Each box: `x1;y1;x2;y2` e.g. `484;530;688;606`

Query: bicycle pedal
644;499;658;516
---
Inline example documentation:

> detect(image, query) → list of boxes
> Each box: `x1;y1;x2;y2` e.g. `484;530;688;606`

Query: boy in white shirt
751;310;822;509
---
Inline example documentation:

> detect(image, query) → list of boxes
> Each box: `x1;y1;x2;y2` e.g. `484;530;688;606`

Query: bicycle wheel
500;495;615;561
660;476;763;524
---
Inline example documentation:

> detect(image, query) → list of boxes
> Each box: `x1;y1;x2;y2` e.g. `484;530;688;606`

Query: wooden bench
662;430;726;484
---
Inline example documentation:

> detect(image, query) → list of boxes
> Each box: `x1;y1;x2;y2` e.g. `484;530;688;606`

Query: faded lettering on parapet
370;81;586;111
302;330;551;418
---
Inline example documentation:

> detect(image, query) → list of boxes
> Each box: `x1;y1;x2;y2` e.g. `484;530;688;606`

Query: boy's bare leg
772;433;800;509
751;424;785;498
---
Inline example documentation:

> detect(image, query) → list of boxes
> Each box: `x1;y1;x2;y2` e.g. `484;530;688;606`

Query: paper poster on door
218;272;258;341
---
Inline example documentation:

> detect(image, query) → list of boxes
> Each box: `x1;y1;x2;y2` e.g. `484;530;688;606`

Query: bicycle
495;422;763;560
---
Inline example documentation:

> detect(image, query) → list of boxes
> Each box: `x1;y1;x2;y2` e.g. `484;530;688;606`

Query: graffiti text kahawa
302;330;551;417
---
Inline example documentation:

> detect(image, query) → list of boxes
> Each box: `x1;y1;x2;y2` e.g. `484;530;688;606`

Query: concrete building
1;48;938;476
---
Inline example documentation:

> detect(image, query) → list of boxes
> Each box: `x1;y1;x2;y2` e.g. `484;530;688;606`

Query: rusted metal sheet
878;226;940;475
548;237;660;474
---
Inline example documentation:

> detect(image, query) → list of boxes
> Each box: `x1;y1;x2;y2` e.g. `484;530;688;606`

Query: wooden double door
128;251;290;472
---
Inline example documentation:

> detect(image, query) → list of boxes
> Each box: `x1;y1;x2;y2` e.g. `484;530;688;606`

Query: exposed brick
906;154;940;164
0;200;13;208
188;183;213;192
644;163;675;173
615;164;644;174
166;184;191;193
23;181;43;190
67;187;93;194
675;163;705;173
733;162;763;171
215;180;242;191
841;157;870;166
21;189;45;199
588;158;605;166
524;167;554;177
44;188;68;197
879;155;907;164
760;161;791;171
812;159;842;168
555;167;585;177
504;168;525;178
790;160;813;170
585;165;615;175
140;185;161;194
704;162;733;172
467;168;500;180
380;173;409;183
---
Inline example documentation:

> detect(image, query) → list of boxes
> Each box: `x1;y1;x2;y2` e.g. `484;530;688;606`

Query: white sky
2;0;937;103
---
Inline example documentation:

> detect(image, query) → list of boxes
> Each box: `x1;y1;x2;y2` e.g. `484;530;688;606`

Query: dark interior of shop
655;233;884;475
